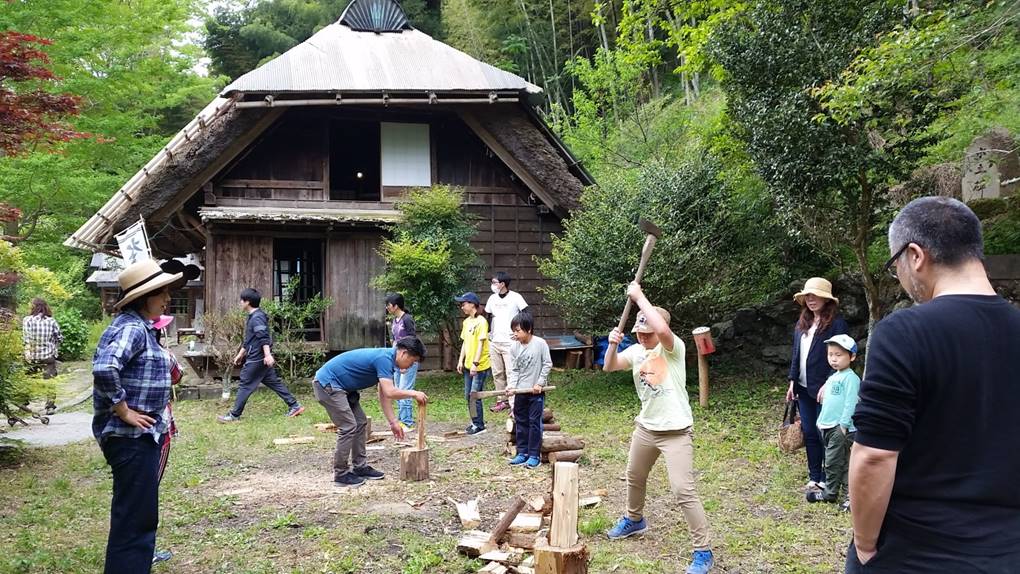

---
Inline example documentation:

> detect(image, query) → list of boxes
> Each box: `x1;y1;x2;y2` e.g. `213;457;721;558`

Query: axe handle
417;402;427;450
472;386;557;400
614;234;658;334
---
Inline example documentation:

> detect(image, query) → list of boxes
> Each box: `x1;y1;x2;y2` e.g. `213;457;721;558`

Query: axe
603;218;662;371
468;387;557;418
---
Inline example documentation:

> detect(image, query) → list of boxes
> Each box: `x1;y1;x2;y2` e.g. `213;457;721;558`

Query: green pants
821;426;854;501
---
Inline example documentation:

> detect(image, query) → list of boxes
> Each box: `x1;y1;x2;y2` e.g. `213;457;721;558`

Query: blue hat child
454;292;481;306
823;334;858;354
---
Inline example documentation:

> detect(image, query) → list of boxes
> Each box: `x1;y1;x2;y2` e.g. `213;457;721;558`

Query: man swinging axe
600;218;716;574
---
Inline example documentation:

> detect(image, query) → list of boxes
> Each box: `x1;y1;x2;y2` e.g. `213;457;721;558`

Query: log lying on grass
548;450;583;464
541;435;585;453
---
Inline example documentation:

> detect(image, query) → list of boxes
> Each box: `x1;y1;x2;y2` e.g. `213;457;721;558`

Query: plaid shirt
22;314;62;361
92;310;171;443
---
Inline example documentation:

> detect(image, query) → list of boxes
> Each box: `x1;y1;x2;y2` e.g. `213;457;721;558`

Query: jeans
313;383;368;477
464;369;490;429
230;361;298;417
101;435;164;574
513;392;544;459
394;362;419;427
796;391;824;482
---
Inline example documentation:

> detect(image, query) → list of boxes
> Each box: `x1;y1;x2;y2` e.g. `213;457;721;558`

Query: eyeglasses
884;243;911;280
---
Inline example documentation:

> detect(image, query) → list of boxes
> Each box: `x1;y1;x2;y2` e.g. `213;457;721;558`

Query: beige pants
626;424;711;550
489;341;513;393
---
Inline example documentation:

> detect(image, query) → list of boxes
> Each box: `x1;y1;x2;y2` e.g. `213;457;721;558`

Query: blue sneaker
525;457;541;469
686;549;714;574
509;454;528;466
606;516;647;539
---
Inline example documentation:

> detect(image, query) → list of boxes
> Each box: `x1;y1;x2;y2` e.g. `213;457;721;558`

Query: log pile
455;462;590;573
504;408;585;464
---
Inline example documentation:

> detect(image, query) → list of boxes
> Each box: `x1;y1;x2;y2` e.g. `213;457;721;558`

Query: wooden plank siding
324;233;388;350
207;232;273;314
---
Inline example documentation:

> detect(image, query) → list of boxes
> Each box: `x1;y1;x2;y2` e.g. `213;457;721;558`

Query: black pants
230;361;298;417
845;530;1020;573
513;392;544;459
101;435;164;574
796;391;824;483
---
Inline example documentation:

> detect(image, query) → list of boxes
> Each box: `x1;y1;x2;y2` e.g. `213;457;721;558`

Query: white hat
114;259;184;310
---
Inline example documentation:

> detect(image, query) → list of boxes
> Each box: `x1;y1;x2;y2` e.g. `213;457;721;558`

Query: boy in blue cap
808;333;861;507
455;292;490;435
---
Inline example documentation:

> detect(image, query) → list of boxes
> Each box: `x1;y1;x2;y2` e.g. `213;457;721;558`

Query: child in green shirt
807;334;861;506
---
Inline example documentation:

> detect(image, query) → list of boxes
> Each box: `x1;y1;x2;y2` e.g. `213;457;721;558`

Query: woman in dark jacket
785;277;848;490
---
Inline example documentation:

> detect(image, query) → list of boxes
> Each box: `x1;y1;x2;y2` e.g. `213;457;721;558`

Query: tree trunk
646;15;660;99
852;174;883;336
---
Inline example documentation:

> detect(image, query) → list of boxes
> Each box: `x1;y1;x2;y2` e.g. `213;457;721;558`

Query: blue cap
823;334;858;354
454;292;480;305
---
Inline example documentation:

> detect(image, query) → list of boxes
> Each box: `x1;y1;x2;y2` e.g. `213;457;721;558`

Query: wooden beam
550;462;579;548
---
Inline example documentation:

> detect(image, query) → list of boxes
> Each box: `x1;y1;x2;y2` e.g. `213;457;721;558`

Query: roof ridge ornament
339;0;411;33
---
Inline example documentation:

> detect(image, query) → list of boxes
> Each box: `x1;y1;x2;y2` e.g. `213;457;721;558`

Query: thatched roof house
67;0;593;359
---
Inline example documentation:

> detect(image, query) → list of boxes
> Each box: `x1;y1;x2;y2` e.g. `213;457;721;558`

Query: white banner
114;219;152;265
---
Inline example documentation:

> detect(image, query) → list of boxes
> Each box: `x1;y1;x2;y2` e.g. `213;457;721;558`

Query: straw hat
114;259;184;310
632;306;671;333
793;277;838;305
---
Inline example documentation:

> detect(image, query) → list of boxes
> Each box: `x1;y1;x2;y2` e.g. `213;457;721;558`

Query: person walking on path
485;271;528;413
457;292;491;434
22;297;62;414
806;334;860;508
602;282;715;574
505;311;552;470
92;259;183;574
313;337;428;487
786;277;849;492
846;197;1020;572
385;293;418;431
218;288;303;423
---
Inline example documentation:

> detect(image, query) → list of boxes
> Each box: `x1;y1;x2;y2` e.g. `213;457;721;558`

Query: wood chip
579;496;602;508
366;445;385;451
505;512;542;533
478;550;511;562
477;563;507;574
313;423;336;432
447;497;481;529
457;530;495;558
443;430;467;437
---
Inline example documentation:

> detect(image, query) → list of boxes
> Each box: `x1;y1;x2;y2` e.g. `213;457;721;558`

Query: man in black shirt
218;288;304;423
846;197;1020;572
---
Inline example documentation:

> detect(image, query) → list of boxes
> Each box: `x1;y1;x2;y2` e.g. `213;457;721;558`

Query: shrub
54;308;89;361
262;277;332;382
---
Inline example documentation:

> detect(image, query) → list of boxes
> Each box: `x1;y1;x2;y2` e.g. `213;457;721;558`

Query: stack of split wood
455;462;590;573
504;408;585;464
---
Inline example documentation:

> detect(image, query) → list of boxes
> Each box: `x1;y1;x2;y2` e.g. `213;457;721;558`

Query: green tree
373;185;479;339
262;277;333;382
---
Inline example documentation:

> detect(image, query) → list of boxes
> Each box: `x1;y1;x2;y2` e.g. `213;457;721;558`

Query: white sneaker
806;480;821;490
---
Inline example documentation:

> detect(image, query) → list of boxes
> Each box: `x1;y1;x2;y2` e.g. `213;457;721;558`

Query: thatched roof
198;206;402;225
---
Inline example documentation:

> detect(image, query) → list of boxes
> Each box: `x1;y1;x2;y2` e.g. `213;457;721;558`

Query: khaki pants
626;424;711;550
313;382;368;478
489;341;513;393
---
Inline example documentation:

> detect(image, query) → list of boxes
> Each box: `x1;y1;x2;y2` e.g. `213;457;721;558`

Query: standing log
399;448;429;481
541;436;585;453
549;450;583;464
550;462;579;547
489;496;528;545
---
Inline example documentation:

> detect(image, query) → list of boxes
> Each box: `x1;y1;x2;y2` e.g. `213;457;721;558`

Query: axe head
639;218;662;238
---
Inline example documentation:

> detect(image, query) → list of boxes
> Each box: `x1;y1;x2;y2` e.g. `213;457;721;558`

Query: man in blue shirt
314;337;429;487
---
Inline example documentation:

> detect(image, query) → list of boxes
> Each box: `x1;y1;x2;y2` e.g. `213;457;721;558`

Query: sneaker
217;413;240;423
353;465;385;480
466;425;487;435
152;549;173;565
286;404;305;417
509;454;528;466
840;500;851;513
805;480;820;490
525;457;541;469
44;401;57;416
490;401;510;413
686;549;714;574
806;491;836;503
400;422;416;433
333;472;366;488
606;516;648;540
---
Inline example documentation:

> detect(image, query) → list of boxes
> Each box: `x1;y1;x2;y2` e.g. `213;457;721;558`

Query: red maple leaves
0;31;85;157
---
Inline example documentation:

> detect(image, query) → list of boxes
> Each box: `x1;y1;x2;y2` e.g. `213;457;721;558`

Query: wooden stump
534;542;589;574
399;447;429;481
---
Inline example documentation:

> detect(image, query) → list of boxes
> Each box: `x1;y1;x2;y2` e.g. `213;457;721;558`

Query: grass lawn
0;368;851;573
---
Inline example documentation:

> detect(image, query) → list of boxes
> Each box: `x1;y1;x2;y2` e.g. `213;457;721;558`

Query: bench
544;333;594;369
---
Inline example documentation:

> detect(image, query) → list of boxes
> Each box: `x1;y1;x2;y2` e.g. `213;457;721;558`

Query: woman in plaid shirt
92;260;183;574
22;297;62;413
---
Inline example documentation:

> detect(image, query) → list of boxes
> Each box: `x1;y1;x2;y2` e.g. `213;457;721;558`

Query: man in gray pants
313;337;429;487
218;288;303;423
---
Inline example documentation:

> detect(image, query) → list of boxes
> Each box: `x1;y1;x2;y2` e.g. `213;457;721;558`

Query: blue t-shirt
315;348;396;391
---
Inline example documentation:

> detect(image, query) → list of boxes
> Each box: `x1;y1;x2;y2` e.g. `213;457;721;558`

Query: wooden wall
324;233;388;350
206;232;273;314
